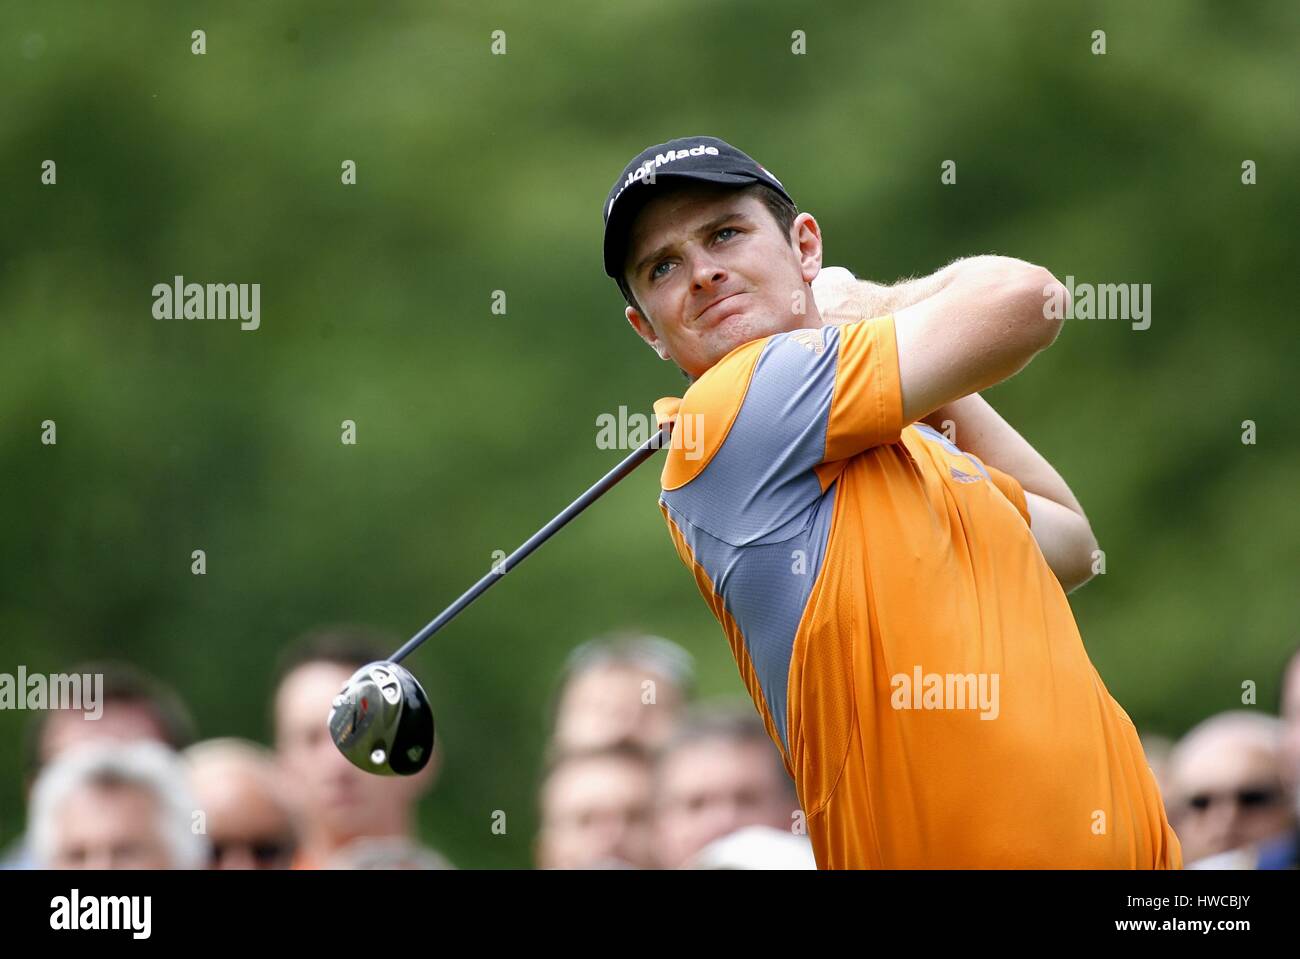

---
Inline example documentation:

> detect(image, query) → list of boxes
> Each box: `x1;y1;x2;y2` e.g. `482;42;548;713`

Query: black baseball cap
602;136;794;279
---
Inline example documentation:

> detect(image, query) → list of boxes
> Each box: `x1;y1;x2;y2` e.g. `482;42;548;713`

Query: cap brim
603;171;765;279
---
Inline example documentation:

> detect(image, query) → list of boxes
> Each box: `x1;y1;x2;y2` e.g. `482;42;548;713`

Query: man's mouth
695;292;745;325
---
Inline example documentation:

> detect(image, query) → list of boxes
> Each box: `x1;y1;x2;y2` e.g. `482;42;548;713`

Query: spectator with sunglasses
186;738;298;870
1257;646;1300;869
1166;711;1294;868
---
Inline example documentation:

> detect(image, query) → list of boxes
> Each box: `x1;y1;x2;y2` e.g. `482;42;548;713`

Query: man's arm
813;264;955;320
924;393;1099;593
813;258;1066;425
813;264;1098;593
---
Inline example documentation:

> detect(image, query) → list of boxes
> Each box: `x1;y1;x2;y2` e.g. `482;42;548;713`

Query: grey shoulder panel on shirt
664;326;843;547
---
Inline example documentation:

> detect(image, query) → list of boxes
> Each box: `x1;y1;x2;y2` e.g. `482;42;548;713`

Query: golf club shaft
390;423;674;664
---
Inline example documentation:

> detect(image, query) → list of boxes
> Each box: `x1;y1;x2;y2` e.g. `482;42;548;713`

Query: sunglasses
1184;785;1284;813
210;838;295;867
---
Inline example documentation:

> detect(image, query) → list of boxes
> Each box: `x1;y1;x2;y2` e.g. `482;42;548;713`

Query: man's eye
650;261;671;280
715;227;738;242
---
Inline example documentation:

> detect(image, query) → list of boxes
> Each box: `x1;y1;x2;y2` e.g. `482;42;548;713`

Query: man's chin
704;312;778;363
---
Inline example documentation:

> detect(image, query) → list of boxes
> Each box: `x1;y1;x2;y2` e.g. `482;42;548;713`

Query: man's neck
685;301;825;386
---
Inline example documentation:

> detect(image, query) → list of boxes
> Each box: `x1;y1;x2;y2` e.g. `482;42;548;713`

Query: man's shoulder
662;328;838;492
680;326;826;416
661;337;770;492
685;336;768;402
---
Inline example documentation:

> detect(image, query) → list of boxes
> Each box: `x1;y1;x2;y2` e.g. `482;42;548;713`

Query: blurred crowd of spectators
3;627;1296;870
0;626;808;869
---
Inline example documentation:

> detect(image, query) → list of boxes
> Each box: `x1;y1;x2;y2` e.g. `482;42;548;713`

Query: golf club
329;421;674;775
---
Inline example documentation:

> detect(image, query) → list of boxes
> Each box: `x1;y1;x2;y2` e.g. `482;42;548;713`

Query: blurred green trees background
2;0;1297;867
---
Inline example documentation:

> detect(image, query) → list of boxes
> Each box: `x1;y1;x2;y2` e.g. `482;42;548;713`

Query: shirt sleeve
823;315;906;462
728;315;905;469
660;317;906;546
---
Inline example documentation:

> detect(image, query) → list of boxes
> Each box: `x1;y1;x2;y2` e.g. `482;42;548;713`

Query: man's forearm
1021;491;1100;593
926;393;1099;593
814;262;1095;590
925;392;1086;511
817;262;1077;509
922;393;1085;517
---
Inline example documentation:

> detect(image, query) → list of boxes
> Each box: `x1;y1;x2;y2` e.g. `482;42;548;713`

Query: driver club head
329;661;434;776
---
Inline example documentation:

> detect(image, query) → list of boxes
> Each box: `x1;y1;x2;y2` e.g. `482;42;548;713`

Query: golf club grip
390;422;674;664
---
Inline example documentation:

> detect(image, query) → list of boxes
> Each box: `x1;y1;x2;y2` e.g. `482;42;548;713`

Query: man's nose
1203;799;1237;843
1220;796;1253;836
216;845;259;870
689;252;726;290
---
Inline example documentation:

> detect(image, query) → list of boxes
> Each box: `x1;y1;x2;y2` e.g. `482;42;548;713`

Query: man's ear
626;305;669;360
792;212;824;285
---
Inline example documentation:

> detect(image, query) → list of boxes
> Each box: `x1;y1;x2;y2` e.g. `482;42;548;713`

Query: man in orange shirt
600;136;1180;868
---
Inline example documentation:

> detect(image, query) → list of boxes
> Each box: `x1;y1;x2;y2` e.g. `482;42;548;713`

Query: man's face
536;754;654;869
190;759;297;870
623;184;823;380
274;663;429;847
41;702;166;766
1168;732;1294;863
652;737;798;869
552;663;683;755
48;782;175;869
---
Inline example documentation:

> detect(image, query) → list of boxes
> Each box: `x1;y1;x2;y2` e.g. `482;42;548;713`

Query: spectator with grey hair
2;661;196;870
651;703;807;869
549;632;695;757
1166;711;1294;868
28;740;208;869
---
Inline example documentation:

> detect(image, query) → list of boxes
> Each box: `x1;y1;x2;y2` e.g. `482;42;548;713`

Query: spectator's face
653;738;797;869
1170;735;1293;863
41;703;166;766
536;755;654;869
190;761;296;870
623;184;821;380
48;782;174;869
275;663;427;848
1280;655;1300;788
553;663;682;754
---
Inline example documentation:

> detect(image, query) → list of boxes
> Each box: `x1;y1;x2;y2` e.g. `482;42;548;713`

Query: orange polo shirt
653;315;1181;869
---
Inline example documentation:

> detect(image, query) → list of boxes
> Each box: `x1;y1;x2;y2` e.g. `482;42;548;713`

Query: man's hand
812;266;937;324
812;267;882;324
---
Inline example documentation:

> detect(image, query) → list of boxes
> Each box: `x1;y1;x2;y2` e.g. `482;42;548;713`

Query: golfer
601;136;1181;869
